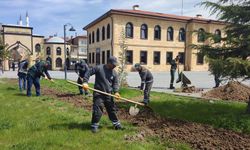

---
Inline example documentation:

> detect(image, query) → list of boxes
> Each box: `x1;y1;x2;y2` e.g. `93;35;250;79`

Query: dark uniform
18;60;28;92
135;64;153;105
75;60;89;95
26;60;52;96
84;57;121;132
170;59;178;89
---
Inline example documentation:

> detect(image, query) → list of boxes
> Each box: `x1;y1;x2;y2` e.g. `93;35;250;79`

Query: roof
2;24;33;29
83;9;225;30
46;37;64;44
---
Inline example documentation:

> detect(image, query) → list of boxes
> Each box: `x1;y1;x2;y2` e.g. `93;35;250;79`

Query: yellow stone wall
85;14;225;72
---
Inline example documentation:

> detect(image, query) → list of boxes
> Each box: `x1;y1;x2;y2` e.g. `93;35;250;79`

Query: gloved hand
82;83;89;90
114;92;121;100
140;90;143;94
50;79;54;82
44;76;48;80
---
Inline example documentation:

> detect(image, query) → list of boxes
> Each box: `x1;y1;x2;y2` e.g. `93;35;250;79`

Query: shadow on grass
14;93;26;96
49;121;98;131
7;87;16;91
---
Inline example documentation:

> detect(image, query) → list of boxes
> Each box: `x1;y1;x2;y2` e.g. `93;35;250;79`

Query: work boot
91;126;98;133
169;86;175;89
114;124;123;130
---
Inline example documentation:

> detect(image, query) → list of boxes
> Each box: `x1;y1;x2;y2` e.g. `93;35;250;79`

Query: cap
134;63;141;69
108;56;118;66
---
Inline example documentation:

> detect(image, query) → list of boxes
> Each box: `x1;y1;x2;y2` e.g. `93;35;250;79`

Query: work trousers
27;75;40;96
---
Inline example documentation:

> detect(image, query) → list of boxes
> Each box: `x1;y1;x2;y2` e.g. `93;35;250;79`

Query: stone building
83;6;225;71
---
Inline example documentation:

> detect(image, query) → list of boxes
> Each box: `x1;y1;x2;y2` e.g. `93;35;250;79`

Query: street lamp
64;23;75;80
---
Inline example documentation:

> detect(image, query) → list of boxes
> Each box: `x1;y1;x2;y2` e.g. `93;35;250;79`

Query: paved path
1;70;249;98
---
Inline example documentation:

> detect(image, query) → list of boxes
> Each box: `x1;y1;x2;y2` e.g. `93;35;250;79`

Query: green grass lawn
0;79;190;150
43;79;250;134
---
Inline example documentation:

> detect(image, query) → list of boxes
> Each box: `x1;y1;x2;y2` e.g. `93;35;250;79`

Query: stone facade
84;9;225;72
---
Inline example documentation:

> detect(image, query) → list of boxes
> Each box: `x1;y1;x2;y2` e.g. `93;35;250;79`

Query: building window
166;52;173;64
92;52;95;64
178;52;185;64
179;28;186;42
154;25;161;40
140;24;148;39
140;51;147;64
89;53;92;64
215;29;221;43
56;47;61;55
102;51;105;64
154;51;161;65
167;27;174;41
46;57;52;70
198;28;205;42
126;50;133;64
125;22;133;38
88;34;91;44
96;28;100;42
46;47;51;55
197;52;204;64
102;26;105;41
35;44;41;52
107;24;111;39
92;31;95;43
56;58;62;67
107;50;110;61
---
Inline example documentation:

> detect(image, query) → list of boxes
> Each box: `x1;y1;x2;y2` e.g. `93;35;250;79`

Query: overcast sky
0;0;217;38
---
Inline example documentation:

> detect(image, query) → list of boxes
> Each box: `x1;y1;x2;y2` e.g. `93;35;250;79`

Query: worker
83;56;122;133
134;63;153;105
169;56;179;89
75;60;89;95
26;60;53;97
17;59;29;92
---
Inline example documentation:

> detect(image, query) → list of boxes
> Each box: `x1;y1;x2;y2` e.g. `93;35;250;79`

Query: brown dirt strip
41;87;250;150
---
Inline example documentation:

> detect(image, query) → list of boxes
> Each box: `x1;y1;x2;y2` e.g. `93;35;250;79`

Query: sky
0;0;217;38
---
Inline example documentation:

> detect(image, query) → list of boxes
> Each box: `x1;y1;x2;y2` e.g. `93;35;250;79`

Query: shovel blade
129;106;140;116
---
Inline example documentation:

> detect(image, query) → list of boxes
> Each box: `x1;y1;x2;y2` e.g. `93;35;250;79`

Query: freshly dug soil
203;81;250;102
42;87;250;150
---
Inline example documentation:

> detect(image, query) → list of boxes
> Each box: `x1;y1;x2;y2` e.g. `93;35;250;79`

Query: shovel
67;80;144;115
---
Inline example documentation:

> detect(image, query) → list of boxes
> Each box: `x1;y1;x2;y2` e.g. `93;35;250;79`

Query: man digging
134;63;154;105
75;59;90;96
83;56;122;133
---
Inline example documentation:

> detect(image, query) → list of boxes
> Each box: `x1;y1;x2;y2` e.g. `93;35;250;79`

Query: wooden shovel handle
67;80;145;106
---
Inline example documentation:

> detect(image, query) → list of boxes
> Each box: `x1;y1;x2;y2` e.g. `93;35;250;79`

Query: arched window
96;28;100;42
88;34;91;44
92;31;95;43
198;28;205;42
46;47;51;55
107;24;110;39
56;58;62;67
102;26;105;41
56;47;61;55
167;27;174;41
125;22;133;38
46;57;52;70
140;24;148;39
215;29;221;43
35;44;41;52
154;25;161;40
179;28;186;42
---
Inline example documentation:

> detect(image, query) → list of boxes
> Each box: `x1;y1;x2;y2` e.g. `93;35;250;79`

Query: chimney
196;14;202;18
133;5;139;10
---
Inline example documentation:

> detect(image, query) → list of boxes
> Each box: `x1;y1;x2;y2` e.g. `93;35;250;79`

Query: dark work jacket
18;60;28;76
138;67;153;90
170;60;177;70
27;60;51;79
84;64;119;93
75;62;89;78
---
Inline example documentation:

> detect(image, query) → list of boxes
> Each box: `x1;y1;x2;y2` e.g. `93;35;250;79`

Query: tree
0;35;9;73
117;29;128;88
193;0;250;81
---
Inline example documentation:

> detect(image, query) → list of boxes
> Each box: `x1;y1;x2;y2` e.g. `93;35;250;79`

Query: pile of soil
203;81;250;102
42;87;250;149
